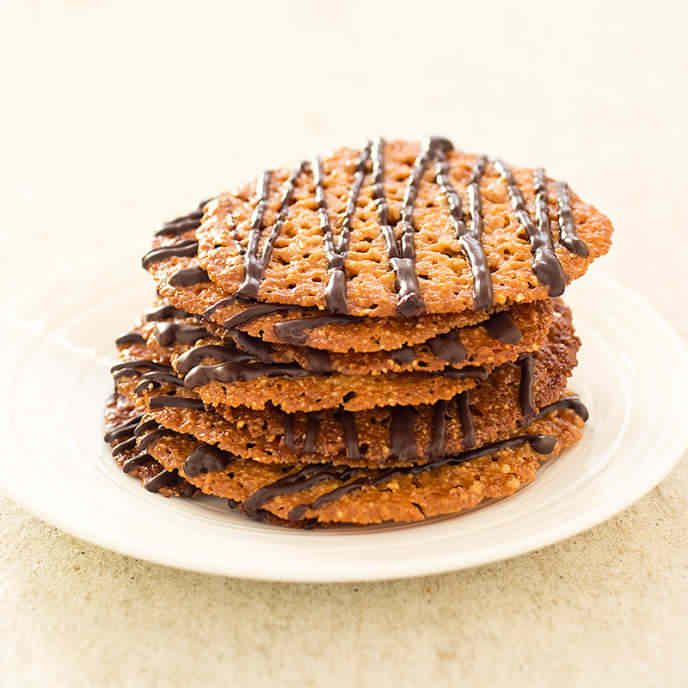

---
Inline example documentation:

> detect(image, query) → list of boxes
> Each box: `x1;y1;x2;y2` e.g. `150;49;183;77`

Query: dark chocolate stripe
217;302;303;328
493;161;566;297
372;138;436;317
303;413;320;453
134;370;184;395
484;312;522;344
428;399;449;458
456;391;475;449
319;142;373;313
302;347;332;373
111;435;137;456
528;395;589;424
175;344;255;375
145;305;189;322
144;469;178;493
134;419;159;436
435;153;493;311
184;361;310;388
168;266;211;287
272;314;357;345
283;413;296;450
283;433;558;522
122;452;152;473
155;322;210;347
183;445;236;477
141;239;198;269
115;332;146;347
244;464;356;519
148;395;205;410
556;182;589;257
389;407;417;460
389;346;416;365
137;428;173;451
518;353;536;420
154;200;208;238
111;360;173;380
426;331;466;363
338;410;360;460
103;414;143;443
230;330;274;363
234;163;307;301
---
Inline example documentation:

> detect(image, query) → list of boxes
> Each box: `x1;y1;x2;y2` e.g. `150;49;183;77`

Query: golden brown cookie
187;138;611;318
135;299;552;376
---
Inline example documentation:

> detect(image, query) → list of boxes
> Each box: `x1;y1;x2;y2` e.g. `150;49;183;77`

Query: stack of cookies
105;138;613;526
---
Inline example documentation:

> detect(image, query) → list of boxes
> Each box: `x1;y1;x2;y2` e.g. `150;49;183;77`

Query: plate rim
1;271;687;583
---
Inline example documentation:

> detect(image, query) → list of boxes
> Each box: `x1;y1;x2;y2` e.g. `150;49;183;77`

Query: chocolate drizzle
484;312;522;344
426;331;466;363
218;302;303;329
556;182;589;257
168;266;211;287
122;452;152;474
144;469;178;493
184;361;311;388
389;347;416;365
145;305;188;322
527;395;589;424
272;314;357;344
103;414;143;443
303;413;320;453
302;347;332;373
337;410;360;459
372;138;443;317
183;445;236;477
518;353;536;420
234;163;307;301
110;359;172;380
141;239;199;269
428;390;475;457
389;407;417;460
494;161;566;297
175;344;255;375
319;142;373;313
148;395;205;410
155;322;210;347
115;331;146;347
456;391;475;449
155;200;207;238
134;370;184;395
278;433;558;522
435;153;493;311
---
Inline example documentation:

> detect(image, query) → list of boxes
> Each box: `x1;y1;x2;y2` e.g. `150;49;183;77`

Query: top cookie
195;138;612;317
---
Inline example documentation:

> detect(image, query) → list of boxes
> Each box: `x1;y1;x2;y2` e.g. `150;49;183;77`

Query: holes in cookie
227;471;235;478
359;442;369;455
342;391;357;403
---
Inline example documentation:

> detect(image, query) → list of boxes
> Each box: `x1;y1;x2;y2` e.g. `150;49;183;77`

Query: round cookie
193;137;612;318
135;404;586;526
137;299;553;376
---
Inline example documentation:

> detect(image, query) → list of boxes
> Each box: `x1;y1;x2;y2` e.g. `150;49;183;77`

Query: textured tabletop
1;1;686;686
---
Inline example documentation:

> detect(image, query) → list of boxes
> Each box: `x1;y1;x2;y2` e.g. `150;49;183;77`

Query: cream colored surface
0;1;686;686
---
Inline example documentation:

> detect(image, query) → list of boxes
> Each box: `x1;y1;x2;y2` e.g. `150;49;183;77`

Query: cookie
130;403;586;525
136;299;553;377
187;138;611;318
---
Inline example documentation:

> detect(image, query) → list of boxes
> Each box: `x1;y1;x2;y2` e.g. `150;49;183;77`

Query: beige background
1;1;687;686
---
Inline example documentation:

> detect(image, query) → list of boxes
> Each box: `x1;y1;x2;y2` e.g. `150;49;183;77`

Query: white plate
1;272;686;582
